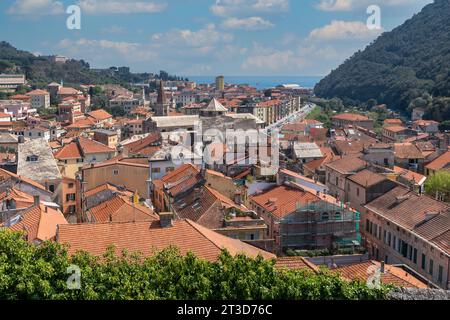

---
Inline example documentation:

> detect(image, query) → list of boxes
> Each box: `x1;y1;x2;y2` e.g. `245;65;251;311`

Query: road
264;102;316;136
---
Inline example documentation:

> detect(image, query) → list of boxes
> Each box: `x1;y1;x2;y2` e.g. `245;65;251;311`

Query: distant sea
186;76;323;90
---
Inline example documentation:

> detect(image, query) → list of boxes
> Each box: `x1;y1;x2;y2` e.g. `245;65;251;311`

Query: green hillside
314;0;450;121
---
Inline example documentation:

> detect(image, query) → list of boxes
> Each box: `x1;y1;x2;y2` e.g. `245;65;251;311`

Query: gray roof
202;98;228;112
92;129;117;136
17;138;62;183
0;133;18;144
227;113;265;124
151;115;200;128
293;142;323;159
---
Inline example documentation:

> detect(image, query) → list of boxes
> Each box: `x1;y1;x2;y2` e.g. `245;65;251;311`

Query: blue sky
0;0;433;76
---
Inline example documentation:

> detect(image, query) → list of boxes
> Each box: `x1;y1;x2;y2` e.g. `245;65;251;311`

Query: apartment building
27;89;50;109
0;74;26;90
332;113;374;130
325;157;368;202
362;186;450;289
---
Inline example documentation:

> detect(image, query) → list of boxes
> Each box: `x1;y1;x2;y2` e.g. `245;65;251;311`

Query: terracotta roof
58;87;81;95
325;157;368;174
5;204;68;243
250;185;320;220
256;99;281;108
393;166;427;185
10;94;30;101
425;151;450;171
348;169;387;187
87;109;112;121
394;143;424;159
365;186;450;254
87;195;158;223
78;136;115;154
413;120;439;126
27;89;49;96
57;219;276;261
333;113;370;121
54;141;82;160
384;126;409;133
67;117;96;129
281;123;306;133
274;256;319;272
334;140;370;155
159;164;203;197
384;119;403;125
0;168;48;192
84;183;134;198
0;188;34;209
334;261;428;289
123;133;161;155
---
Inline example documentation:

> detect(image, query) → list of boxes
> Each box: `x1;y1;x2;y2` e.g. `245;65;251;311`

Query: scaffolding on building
280;200;361;250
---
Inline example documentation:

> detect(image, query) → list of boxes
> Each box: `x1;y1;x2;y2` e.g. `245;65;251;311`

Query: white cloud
315;0;431;11
151;24;233;48
57;38;157;65
308;20;382;41
211;0;289;17
8;0;64;15
241;44;305;72
221;17;274;30
77;0;167;14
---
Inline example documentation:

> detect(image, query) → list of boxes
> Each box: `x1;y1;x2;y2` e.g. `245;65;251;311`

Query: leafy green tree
425;170;450;202
0;230;391;300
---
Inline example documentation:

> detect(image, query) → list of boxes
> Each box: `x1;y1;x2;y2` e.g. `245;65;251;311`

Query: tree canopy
425;170;450;202
0;230;390;300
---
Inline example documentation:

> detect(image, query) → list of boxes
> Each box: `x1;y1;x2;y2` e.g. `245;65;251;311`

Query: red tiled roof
58;87;81;95
159;164;202;197
83;183;134;198
334;261;427;288
250;185;320;219
394;143;424;159
88;195;159;223
274;256;319;272
87;109;112;121
27;89;49;96
0;188;34;209
123;133;161;155
78;136;115;154
57;219;276;261
6;205;68;242
326;157;368;174
333;113;370;121
365;186;450;253
0;168;48;191
393;166;427;185
54;142;82;160
67;117;96;129
348;169;388;187
425;151;450;171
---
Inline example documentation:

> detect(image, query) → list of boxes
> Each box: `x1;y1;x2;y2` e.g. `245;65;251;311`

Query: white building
27;89;51;109
0;74;26;90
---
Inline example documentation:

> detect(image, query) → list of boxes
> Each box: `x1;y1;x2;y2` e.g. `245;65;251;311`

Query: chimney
33;195;40;207
159;212;174;228
380;261;385;274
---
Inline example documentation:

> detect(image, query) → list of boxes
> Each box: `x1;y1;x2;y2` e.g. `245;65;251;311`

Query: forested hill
0;41;180;87
314;0;450;121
